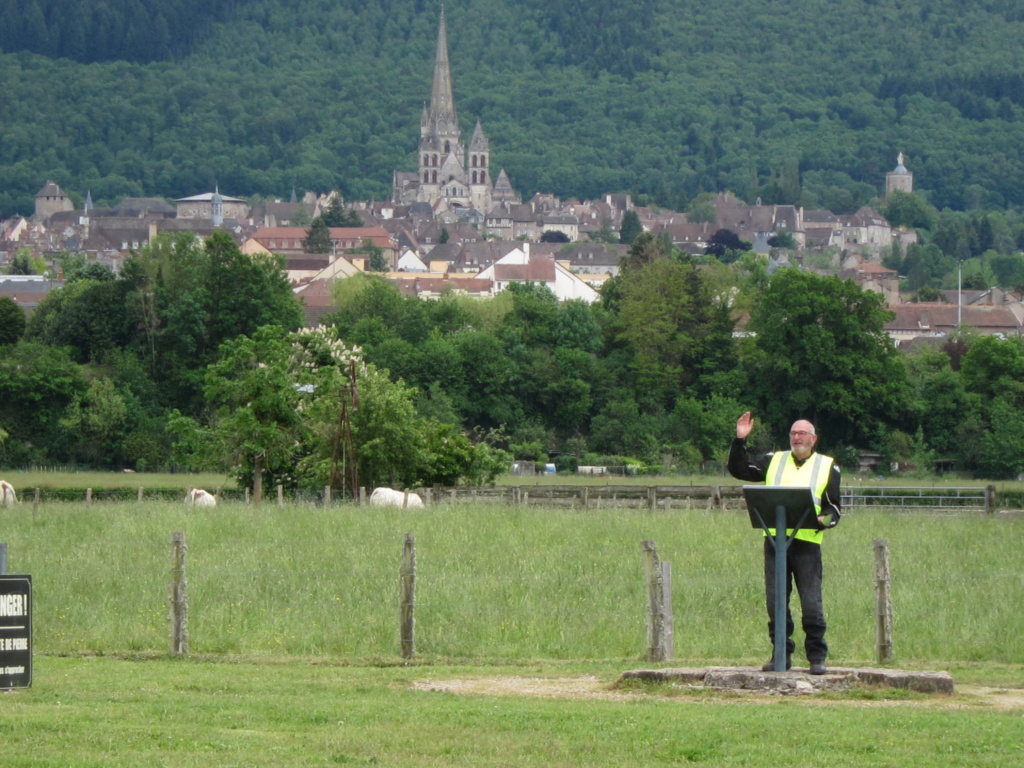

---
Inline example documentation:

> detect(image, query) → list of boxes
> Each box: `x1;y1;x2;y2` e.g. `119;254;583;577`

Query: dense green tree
129;231;304;411
553;299;602;354
664;393;746;464
976;397;1024;479
904;345;968;458
6;249;47;275
767;231;795;249
57;253;116;283
499;282;560;349
611;250;736;410
0;342;86;464
912;286;945;303
59;377;130;467
987;251;1024;290
704;229;752;262
449;330;519;429
202;325;307;503
959;335;1024;402
588;397;662;462
26;278;132;362
0;297;26;346
742;269;911;449
330;273;428;346
881;190;935;230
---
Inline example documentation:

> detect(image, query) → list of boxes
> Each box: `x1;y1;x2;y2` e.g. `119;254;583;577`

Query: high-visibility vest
764;450;834;544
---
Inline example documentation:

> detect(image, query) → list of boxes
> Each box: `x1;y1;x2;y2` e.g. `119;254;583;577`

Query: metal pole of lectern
742;486;816;673
771;504;789;672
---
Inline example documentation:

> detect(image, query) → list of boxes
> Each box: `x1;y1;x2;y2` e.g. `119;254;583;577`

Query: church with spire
391;10;519;214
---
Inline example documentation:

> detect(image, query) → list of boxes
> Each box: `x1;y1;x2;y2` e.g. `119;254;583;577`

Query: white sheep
185;488;217;507
369;487;424;508
0;480;16;508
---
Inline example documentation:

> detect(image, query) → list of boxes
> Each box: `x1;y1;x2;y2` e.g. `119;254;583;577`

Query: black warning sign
0;575;32;689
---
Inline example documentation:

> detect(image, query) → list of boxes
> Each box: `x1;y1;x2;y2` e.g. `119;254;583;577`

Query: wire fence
4;482;1004;515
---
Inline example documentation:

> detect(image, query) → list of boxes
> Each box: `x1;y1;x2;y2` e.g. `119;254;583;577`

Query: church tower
393;11;514;211
468;120;491;210
885;152;913;199
417;8;471;209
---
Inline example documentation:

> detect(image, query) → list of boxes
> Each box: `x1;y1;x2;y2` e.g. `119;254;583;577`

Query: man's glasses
790;430;812;437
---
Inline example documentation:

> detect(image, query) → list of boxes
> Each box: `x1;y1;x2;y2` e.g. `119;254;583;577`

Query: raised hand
736;411;754;440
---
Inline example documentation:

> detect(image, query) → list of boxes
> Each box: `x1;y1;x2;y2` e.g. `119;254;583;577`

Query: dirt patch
411;676;1024;710
412;676;642;701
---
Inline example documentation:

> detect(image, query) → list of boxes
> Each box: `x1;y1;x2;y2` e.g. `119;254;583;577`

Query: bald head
789;420;817;460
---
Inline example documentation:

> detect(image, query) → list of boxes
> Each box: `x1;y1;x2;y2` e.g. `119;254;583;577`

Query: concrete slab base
620;666;954;695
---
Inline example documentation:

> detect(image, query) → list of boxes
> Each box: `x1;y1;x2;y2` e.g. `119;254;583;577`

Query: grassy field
1;656;1021;768
1;469;233;490
1;499;1021;662
1;497;1022;766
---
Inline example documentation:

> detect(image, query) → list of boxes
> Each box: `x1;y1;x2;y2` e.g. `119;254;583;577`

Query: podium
742;485;818;672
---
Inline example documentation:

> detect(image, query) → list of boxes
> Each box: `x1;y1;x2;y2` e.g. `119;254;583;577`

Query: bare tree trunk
253;454;264;506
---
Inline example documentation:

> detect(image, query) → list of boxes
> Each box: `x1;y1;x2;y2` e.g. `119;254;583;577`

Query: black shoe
761;657;791;671
809;662;827;675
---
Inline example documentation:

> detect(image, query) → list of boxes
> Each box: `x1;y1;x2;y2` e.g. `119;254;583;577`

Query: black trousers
763;537;828;663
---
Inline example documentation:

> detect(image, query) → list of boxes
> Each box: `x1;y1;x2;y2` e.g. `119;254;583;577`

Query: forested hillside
2;0;1024;217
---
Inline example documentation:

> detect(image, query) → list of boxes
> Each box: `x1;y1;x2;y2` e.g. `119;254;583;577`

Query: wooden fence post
170;531;188;656
86;488;92;505
874;538;893;664
985;484;995;514
276;484;284;508
33;488;40;516
400;533;416;659
324;486;331;506
359;487;366;506
642;540;667;662
137;486;144;502
662;560;674;659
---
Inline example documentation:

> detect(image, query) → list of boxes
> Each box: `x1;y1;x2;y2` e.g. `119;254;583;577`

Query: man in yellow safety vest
727;411;842;675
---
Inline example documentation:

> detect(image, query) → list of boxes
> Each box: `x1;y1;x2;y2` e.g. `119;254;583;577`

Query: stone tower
34;180;74;221
391;10;514;213
417;9;474;210
885;152;913;198
468;120;491;210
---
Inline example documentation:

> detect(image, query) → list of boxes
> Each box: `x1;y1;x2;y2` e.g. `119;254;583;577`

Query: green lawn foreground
1;656;1021;768
0;499;1022;766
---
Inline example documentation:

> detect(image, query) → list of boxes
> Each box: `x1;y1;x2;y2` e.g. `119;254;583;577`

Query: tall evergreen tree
619;210;643;245
304;216;332;254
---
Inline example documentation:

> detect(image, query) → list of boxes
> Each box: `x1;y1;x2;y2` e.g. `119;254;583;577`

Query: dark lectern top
742;485;818;530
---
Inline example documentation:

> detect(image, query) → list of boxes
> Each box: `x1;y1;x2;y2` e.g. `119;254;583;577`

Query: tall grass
2;500;1021;665
0;469;233;490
